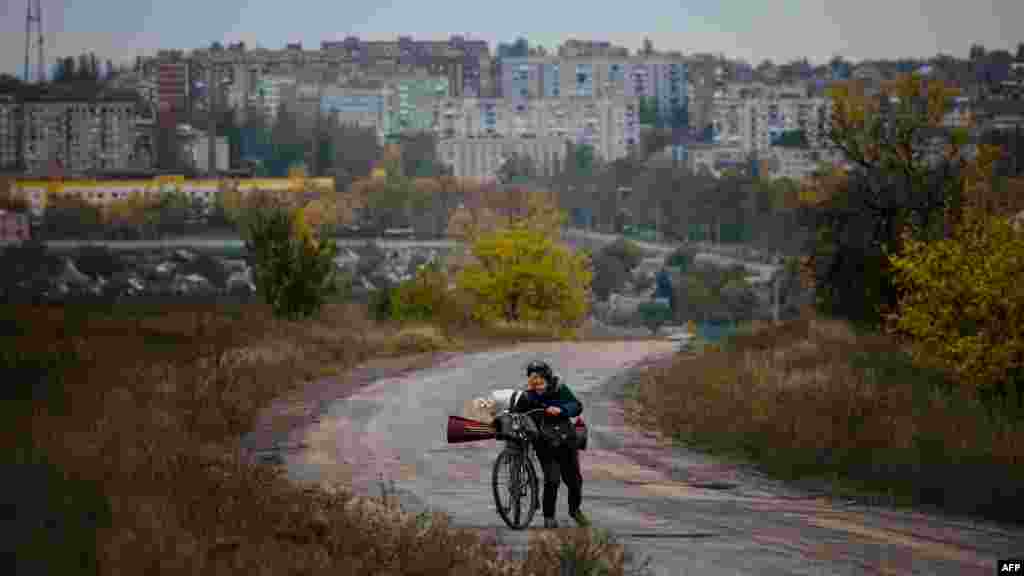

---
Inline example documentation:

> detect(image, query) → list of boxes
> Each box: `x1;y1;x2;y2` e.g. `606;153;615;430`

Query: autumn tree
351;145;431;229
454;192;590;337
244;196;339;320
802;73;1003;326
888;207;1024;410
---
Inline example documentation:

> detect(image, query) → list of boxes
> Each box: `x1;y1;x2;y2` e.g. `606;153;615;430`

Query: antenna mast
24;0;44;82
37;0;45;83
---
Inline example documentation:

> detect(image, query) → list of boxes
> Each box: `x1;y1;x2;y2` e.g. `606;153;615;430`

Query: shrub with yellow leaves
888;205;1024;401
454;197;589;337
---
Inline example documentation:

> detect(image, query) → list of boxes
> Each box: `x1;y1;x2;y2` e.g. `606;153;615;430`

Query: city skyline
1;0;1022;79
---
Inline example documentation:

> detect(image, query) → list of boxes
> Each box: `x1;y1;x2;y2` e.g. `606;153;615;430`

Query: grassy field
626;313;1024;524
4;301;644;576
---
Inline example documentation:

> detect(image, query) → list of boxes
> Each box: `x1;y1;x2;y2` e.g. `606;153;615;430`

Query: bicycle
490;407;545;530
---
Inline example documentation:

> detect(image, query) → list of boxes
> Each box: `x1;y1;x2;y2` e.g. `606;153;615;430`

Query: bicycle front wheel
492;447;539;530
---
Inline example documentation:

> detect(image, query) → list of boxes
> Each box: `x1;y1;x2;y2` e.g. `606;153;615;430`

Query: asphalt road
258;342;1023;575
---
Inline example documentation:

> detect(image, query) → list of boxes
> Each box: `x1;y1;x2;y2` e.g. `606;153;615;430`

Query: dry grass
6;300;643;575
630;312;1024;522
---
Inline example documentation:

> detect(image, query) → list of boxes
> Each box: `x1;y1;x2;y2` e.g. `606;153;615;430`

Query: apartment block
321;84;387;143
199;35;493;107
437;136;566;180
435;96;633;163
496;55;688;105
686;142;747;177
19;90;139;175
255;75;297;122
0;94;21;170
158;61;190;114
765;146;841;181
711;90;831;153
557;39;630;58
381;75;449;138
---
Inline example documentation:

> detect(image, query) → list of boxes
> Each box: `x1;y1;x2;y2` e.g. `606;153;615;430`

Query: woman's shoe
543;517;558;529
570;509;591;527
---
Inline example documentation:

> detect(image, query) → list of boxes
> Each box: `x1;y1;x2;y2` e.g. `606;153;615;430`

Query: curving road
246;342;1023;575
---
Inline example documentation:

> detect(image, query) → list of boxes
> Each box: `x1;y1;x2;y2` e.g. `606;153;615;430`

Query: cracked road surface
244;341;1023;575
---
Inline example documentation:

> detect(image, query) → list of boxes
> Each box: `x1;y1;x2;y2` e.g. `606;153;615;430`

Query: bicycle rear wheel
492;447;539;529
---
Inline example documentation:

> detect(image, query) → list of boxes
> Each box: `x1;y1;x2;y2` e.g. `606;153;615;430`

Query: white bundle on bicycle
462;388;522;424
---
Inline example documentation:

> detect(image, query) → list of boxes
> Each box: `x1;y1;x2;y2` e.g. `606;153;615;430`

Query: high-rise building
379;74;449;139
321;84;387;144
257;75;297;122
17;88;140;175
0;94;22;170
435;96;633;164
157;62;190;115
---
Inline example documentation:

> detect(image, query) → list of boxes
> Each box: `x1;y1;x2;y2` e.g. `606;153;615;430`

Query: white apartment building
712;91;831;153
186;133;229;173
435;96;633;164
257;75;297;122
0;95;20;170
321;85;387;143
437;135;567;180
20;94;139;174
764;146;843;182
686;142;747;177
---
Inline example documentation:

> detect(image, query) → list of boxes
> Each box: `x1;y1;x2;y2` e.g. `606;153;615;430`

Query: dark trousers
533;440;583;518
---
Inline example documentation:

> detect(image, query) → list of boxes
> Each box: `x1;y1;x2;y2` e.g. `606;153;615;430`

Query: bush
390;264;449;322
455;224;591;334
245;203;340;320
630;315;1024;523
888;207;1024;413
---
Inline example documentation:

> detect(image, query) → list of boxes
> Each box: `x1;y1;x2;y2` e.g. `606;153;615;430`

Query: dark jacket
511;376;583;445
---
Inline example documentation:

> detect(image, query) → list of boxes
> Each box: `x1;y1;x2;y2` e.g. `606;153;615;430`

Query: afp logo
999;559;1023;574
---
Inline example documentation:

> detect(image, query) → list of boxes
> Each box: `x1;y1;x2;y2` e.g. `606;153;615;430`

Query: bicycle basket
493;411;538;441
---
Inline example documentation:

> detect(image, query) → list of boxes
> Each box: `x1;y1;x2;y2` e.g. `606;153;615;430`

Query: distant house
0;208;29;242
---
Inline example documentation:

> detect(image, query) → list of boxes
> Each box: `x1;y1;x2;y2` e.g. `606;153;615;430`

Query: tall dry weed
8;302;539;575
633;312;1024;520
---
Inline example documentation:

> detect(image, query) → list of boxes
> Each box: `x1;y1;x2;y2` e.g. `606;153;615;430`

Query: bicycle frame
492;408;544;529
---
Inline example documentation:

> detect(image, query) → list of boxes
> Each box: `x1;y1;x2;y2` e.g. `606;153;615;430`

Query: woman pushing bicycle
509;360;591;529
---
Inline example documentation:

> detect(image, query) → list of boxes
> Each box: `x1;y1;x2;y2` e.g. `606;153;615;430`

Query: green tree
390;262;449;322
455;199;590;336
244;202;340;320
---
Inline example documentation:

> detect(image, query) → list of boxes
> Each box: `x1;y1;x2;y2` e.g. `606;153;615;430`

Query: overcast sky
2;0;1021;77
